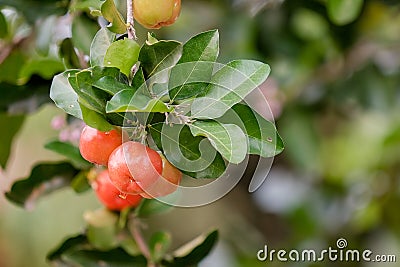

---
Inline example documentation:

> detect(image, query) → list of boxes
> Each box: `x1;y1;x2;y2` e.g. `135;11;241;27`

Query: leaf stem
126;0;137;39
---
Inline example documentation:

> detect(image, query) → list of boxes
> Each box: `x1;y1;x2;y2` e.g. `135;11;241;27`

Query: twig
126;0;137;39
129;217;156;267
0;36;25;65
77;50;89;69
0;45;13;65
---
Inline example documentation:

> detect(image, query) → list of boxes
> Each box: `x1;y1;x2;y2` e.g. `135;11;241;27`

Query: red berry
93;170;142;211
141;156;182;198
79;125;123;166
108;141;163;195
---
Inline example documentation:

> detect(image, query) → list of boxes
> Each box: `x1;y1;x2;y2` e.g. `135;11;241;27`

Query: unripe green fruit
133;0;181;29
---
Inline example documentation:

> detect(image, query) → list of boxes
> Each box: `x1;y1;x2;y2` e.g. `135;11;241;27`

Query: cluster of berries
79;126;181;211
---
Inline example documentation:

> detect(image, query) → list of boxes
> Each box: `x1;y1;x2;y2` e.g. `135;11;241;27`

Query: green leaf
4;162;79;208
135;198;173;217
0;50;26;84
80;103;114;131
170;30;220;100
47;234;147;267
72;14;99;55
149;232;171;263
168;61;216;101
106;90;172;113
91;10;102;17
93;76;134;96
0;113;24;168
90;28;116;67
189;121;247;164
101;0;127;34
90;66;124;81
0;11;8;38
50;70;83;119
70;171;91;193
75;70;108;113
191;60;270;119
63;248;147;267
44;140;91;169
47;234;88;262
18;58;65;85
120;238;141;256
218;104;284;157
65;66;128;127
138;40;182;77
0;0;70;24
84;209;119;251
170;29;220;100
327;0;364;25
179;30;219;63
74;67;124;113
164;230;218;267
146;32;158;45
59;38;81;69
131;68;148;95
149;123;226;178
104;39;140;76
71;0;103;11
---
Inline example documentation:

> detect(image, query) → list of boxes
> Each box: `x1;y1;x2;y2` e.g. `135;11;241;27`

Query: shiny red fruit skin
140;156;182;198
108;141;163;195
79;125;122;166
93;170;142;211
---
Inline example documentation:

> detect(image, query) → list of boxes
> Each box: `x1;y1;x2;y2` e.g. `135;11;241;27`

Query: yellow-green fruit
133;0;181;29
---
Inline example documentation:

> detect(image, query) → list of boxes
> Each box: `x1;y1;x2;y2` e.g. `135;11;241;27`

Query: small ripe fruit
133;0;181;29
108;141;163;195
79;125;123;166
140;156;182;198
93;170;142;211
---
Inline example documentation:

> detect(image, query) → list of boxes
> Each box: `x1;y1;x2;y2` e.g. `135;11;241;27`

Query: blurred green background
1;0;400;266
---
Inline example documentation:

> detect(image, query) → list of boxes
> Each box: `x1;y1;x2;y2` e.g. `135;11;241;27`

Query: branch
126;0;136;39
0;36;25;65
129;217;156;267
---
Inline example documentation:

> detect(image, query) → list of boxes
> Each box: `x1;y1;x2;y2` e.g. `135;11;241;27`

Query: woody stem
127;0;136;39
